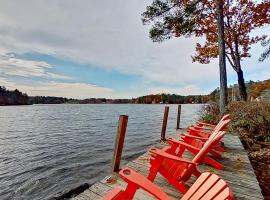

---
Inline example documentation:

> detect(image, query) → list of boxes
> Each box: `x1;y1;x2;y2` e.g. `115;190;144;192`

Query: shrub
199;102;221;124
228;101;270;143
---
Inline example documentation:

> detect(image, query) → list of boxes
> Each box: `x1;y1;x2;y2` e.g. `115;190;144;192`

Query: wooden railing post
176;104;181;129
112;115;128;172
161;106;169;141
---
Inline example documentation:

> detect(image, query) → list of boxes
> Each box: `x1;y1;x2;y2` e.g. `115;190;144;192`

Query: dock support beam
161;106;169;141
112;115;128;172
176;104;181;129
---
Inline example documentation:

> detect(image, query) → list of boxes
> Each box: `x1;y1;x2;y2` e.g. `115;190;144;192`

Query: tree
142;0;228;113
216;0;228;114
259;38;270;62
142;0;270;102
0;86;29;105
192;0;270;101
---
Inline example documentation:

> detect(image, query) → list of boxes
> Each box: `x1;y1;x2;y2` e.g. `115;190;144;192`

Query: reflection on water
0;104;202;200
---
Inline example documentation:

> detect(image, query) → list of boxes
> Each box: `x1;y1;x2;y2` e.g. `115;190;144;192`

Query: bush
199;102;221;124
199;101;270;144
228;101;270;143
200;101;270;197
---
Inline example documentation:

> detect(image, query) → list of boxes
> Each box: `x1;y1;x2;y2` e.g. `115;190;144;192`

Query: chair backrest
201;118;230;154
221;114;230;121
177;119;230;183
215;114;230;126
212;114;230;131
181;172;233;200
196;114;230;128
181;129;227;179
208;119;230;141
193;130;225;162
208;130;226;148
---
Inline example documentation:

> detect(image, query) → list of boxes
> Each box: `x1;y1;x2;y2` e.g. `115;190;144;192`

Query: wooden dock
71;131;264;200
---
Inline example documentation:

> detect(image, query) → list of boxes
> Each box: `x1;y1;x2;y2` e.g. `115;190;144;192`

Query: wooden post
176;104;181;129
112;115;128;172
161;106;169;141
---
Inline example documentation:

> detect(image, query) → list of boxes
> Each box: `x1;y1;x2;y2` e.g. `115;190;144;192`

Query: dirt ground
242;140;270;200
249;149;270;200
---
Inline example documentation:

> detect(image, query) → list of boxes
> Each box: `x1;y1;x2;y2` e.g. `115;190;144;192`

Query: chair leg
219;141;225;147
204;157;224;170
124;183;138;200
213;145;225;152
192;168;201;178
209;149;222;159
148;158;162;181
159;168;187;194
176;146;186;157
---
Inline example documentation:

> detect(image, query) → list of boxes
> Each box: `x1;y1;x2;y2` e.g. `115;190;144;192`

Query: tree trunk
216;0;228;114
237;68;247;101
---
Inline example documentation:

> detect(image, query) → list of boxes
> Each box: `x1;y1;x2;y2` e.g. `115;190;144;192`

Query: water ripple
0;104;202;200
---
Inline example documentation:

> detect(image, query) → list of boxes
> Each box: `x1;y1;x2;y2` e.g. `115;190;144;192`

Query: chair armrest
182;134;208;142
196;121;216;127
193;125;214;131
188;127;210;135
119;167;172;200
167;138;201;151
149;147;197;165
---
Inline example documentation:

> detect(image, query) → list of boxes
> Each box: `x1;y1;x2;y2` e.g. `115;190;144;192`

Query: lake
0;104;202;200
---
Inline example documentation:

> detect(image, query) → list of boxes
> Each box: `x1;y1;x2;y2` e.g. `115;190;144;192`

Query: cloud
0;78;209;99
0;78;114;99
0;49;71;79
146;85;206;95
0;0;219;85
0;0;268;99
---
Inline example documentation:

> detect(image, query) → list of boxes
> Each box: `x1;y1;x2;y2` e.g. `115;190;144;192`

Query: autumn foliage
249;79;270;99
192;0;270;65
142;0;270;101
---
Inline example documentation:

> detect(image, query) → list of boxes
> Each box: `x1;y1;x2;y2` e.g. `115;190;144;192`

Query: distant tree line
2;79;269;106
0;86;29;105
0;86;211;105
133;94;210;104
29;96;69;104
29;97;132;104
208;79;270;102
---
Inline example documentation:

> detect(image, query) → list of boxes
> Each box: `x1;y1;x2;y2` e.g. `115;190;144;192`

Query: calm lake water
0;104;202;200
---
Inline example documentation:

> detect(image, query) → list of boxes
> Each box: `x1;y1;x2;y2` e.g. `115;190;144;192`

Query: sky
0;0;269;99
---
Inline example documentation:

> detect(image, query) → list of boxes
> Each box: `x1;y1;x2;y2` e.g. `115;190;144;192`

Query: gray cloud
0;0;219;84
0;0;268;97
0;78;114;99
0;49;71;79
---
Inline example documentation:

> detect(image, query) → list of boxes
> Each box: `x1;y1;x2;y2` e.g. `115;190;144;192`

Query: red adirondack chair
147;131;226;194
179;119;231;157
103;167;233;200
183;117;231;151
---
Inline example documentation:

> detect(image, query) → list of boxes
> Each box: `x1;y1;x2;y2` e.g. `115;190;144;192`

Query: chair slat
181;172;211;200
189;174;220;200
213;187;232;200
200;179;227;200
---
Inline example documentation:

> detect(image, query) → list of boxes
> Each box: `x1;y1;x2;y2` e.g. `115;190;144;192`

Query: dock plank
72;132;264;200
